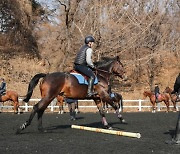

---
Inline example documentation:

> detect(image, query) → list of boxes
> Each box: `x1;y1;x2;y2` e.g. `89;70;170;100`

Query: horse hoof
121;119;127;124
38;128;48;133
16;128;22;135
103;125;112;130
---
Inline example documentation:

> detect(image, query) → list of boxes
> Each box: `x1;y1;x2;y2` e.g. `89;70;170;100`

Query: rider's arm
0;83;3;90
0;82;6;90
86;48;94;68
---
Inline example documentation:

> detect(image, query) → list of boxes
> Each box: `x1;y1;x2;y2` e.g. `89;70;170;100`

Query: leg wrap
20;121;29;130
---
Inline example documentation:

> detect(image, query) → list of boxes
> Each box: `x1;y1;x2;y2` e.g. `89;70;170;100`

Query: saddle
70;70;98;85
154;94;162;101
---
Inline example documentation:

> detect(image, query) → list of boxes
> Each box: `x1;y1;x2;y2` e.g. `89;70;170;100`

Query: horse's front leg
165;101;170;113
151;101;156;113
13;101;20;114
94;99;111;129
107;98;126;123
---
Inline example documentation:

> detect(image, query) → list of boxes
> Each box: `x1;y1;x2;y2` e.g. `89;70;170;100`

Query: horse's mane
94;57;117;68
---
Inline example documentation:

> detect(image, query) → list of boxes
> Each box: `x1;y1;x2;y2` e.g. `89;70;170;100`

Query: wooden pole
71;125;141;138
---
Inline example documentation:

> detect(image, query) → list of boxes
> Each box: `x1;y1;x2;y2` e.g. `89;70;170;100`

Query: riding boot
87;77;97;97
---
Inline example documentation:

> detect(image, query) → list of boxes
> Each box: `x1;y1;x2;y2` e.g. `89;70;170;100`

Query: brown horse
0;90;20;114
16;56;126;134
164;87;179;112
56;95;79;114
143;90;170;113
56;95;65;114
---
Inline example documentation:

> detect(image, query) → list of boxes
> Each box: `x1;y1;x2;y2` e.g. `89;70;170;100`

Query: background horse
0;90;20;114
164;87;179;112
16;56;126;134
143;90;170;113
103;92;123;113
56;95;79;114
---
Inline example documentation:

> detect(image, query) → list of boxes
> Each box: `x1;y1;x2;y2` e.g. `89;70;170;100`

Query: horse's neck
168;88;173;94
97;68;111;81
147;91;153;97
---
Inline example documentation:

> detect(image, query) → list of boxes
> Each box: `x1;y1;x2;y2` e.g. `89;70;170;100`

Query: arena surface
0;112;179;154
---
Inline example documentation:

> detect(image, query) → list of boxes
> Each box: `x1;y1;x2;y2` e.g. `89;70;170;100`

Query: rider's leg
87;76;96;97
74;65;96;97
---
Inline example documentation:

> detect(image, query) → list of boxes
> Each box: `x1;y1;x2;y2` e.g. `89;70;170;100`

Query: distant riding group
143;74;180;113
0;35;179;144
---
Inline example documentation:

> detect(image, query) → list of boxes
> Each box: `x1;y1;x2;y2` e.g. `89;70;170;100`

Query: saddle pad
110;92;115;98
65;98;78;104
71;73;98;85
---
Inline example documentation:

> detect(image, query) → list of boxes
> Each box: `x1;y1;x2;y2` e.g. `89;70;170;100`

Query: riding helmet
85;36;95;44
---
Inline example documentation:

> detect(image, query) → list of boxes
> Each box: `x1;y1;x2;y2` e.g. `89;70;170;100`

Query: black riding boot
87;77;97;97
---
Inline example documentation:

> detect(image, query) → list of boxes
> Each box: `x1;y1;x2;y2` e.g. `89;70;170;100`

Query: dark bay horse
103;92;123;113
16;56;126;134
164;87;179;112
0;90;20;114
143;90;170;113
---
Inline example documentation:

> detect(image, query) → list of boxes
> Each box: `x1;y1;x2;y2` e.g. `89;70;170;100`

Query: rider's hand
92;65;97;70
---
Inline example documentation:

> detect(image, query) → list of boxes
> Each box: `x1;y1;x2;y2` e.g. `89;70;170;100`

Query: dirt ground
0;112;179;154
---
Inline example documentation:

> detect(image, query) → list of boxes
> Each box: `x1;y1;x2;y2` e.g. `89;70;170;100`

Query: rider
154;83;160;103
74;35;96;97
0;78;6;96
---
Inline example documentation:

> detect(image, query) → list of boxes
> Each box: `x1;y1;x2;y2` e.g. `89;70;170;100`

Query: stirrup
87;91;97;97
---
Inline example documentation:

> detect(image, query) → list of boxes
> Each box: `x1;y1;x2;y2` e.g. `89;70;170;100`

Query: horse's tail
23;73;47;102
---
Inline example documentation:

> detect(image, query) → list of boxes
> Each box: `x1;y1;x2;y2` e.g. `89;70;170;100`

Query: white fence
0;98;179;112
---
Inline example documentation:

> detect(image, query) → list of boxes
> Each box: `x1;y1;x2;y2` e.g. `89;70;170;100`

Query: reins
94;68;114;89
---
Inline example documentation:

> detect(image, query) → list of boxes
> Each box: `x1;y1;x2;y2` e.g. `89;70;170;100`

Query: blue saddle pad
65;98;78;104
71;73;98;85
110;93;115;98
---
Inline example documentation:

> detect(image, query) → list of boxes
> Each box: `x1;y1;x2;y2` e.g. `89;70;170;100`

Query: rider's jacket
74;44;89;66
0;81;6;91
154;86;160;95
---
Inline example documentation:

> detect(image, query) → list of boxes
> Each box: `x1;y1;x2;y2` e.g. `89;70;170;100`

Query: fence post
25;103;28;112
50;98;57;112
139;99;142;111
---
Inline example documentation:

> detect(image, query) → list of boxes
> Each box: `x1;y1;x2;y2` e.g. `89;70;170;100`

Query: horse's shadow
45;120;126;133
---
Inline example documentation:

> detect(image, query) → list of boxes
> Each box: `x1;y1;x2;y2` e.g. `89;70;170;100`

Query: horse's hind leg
172;101;177;112
16;106;37;134
37;109;45;132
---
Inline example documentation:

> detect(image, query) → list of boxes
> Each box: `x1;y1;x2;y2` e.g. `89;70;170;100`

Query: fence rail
0;98;179;112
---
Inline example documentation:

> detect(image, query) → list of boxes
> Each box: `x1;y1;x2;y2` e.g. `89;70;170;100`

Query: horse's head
111;56;126;79
143;91;148;97
143;90;152;98
95;56;126;79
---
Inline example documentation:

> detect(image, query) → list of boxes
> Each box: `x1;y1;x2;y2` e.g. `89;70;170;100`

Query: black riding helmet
85;36;95;44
